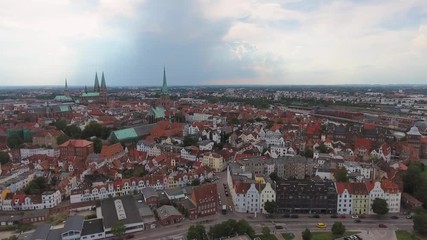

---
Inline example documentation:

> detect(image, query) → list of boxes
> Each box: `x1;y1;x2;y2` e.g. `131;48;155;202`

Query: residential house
336;182;352;215
59;139;94;162
201;152;224;172
191;184;218;217
259;182;275;214
276;180;337;214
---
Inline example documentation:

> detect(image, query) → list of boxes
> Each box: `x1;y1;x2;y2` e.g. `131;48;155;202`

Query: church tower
159;66;170;108
64;78;69;96
94;72;100;92
100;72;108;104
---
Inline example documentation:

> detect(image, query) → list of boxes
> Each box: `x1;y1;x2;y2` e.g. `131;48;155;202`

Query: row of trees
302;222;346;240
187;219;255;240
403;162;427;208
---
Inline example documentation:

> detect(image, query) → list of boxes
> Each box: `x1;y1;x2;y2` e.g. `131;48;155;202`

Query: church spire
161;66;168;95
101;72;106;89
65;78;68;90
94;72;100;92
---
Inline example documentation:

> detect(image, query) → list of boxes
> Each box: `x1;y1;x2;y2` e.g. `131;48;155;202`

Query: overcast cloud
0;0;426;86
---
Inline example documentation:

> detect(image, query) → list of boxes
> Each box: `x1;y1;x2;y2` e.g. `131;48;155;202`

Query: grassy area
396;230;417;240
282;233;295;240
48;212;68;225
254;234;278;240
311;231;360;240
396;230;427;240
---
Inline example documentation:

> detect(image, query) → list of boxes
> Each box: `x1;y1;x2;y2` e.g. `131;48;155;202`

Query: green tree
7;134;23;149
187;224;208;240
264;200;277;214
372;198;389;215
331;222;346;235
415;179;427;209
413;208;427;236
229;118;240;125
54;120;67;131
24;177;48;195
56;135;70;145
269;172;279;182
93;138;103;154
302;228;312;240
0;152;11;165
111;221;126;238
334;167;349;182
82;121;104;139
262;226;271;236
183;135;198;147
317;143;328;153
403;163;423;194
191;178;200;186
236;219;255;238
64;124;82;139
304;148;314;158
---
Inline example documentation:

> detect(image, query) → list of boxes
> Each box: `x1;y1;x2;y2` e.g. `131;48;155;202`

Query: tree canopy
92;138;103;154
331;222;346;236
7;134;23;149
208;219;254;239
264;200;277;214
24;177;48;195
82;121;111;140
64;124;82;139
187;224;208;240
334;167;349;182
269;172;280;182
111;221;126;237
0;152;11;165
413;208;427;236
54;120;67;131
372;198;389;215
183;135;198;147
302;228;312;240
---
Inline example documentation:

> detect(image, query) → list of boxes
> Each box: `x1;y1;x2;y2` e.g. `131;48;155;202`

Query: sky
0;0;427;87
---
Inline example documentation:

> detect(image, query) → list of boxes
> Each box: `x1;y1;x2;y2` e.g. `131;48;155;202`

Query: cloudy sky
1;0;427;86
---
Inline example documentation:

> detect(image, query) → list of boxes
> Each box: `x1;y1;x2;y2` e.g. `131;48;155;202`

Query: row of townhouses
227;165;402;215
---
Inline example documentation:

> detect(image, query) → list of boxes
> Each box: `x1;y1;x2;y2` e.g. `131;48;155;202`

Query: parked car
316;223;327;228
354;219;361;223
275;225;284;229
406;215;413;219
378;224;387;228
282;214;290;218
340;215;346;219
330;215;338;218
125;234;135;239
359;214;366;219
351;215;359;219
312;214;320;218
290;214;299;218
391;216;399;219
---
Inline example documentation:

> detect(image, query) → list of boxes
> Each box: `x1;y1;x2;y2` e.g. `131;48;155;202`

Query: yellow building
202;152;224;172
351;183;369;215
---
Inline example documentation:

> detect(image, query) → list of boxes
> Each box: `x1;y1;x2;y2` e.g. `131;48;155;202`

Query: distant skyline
1;0;427;86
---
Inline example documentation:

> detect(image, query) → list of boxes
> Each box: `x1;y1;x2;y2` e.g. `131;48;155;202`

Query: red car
340;215;346;219
378;224;387;228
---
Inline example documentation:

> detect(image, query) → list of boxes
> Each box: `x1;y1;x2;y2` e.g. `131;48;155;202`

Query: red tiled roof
381;179;400;193
60;139;93;148
100;143;123;158
192;184;217;205
235;182;251;194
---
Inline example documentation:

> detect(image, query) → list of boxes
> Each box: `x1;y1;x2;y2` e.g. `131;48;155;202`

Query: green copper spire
94;72;100;92
101;72;106;89
161;66;168;95
84;85;88;93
